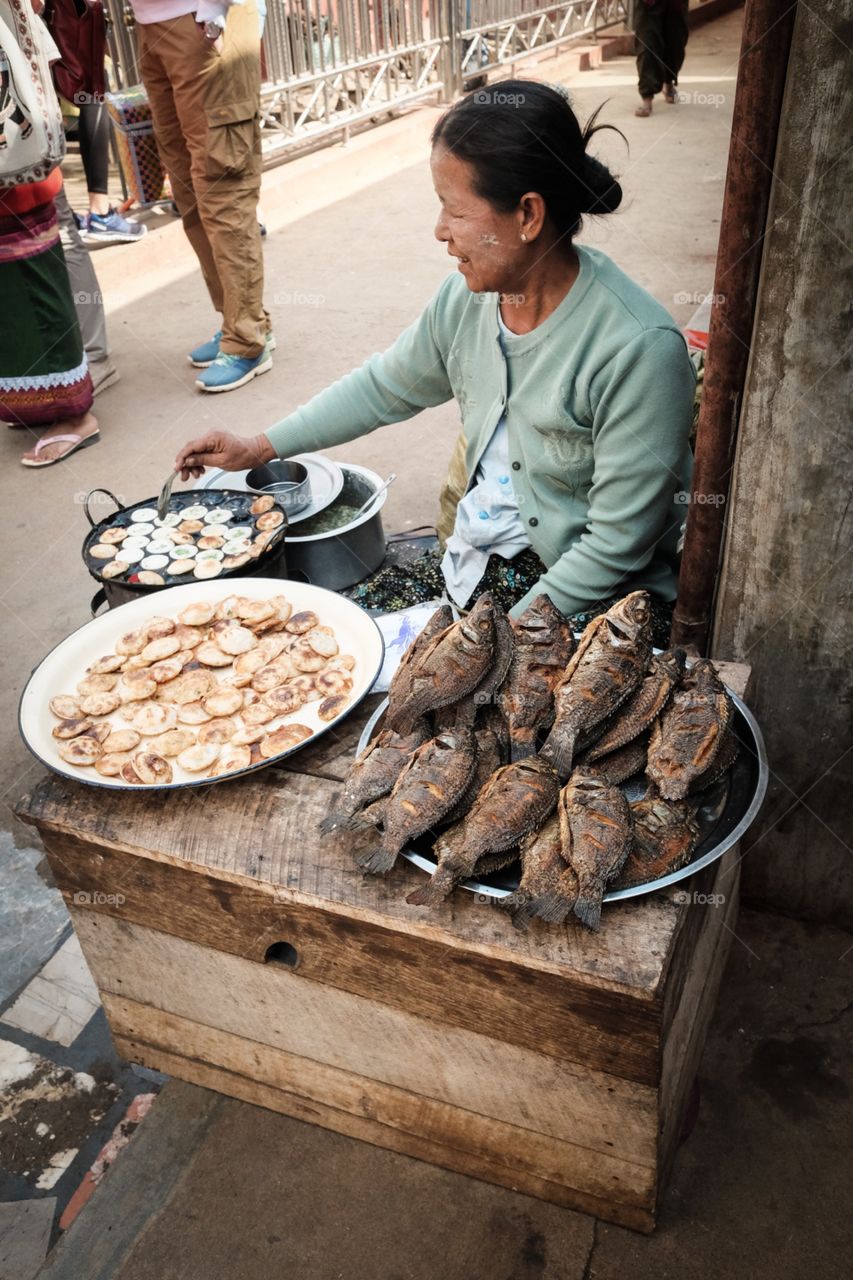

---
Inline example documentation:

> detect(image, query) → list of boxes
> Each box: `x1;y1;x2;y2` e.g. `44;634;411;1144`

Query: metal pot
284;464;387;591
83;488;287;614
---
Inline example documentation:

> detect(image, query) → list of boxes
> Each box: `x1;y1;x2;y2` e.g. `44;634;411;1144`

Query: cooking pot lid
196;453;343;525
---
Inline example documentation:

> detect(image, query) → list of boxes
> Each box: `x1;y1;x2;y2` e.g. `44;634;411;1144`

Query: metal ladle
351;472;396;522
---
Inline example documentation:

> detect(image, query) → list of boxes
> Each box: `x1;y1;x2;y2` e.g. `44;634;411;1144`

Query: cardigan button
528;517;539;528
511;461;521;471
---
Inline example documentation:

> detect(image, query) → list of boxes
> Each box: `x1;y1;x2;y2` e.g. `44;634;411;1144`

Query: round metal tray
197;453;343;526
356;687;768;904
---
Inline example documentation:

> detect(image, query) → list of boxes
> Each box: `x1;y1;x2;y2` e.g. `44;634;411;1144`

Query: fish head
513;593;566;643
655;648;687;683
605;591;651;644
460;593;497;648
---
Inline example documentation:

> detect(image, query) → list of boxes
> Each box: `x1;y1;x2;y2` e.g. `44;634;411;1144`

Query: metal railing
102;1;630;163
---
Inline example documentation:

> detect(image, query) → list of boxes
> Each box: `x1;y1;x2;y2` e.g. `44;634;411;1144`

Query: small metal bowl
246;459;311;514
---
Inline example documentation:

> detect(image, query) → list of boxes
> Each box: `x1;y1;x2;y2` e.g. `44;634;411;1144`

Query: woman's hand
175;430;276;481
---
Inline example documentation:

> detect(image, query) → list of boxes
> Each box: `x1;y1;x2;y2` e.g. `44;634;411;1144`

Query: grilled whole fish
689;725;739;793
615;794;700;890
503;811;579;927
385;605;453;715
560;770;633;931
384;594;497;734
407;757;560;906
356;729;477;875
499;594;576;761
318;721;430;834
581;735;649;786
584;649;685;762
647;659;735;800
441;704;509;827
540;591;653;779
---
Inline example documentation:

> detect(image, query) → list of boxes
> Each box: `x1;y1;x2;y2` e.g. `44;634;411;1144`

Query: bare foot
635;98;653;117
21;411;100;467
663;82;677;104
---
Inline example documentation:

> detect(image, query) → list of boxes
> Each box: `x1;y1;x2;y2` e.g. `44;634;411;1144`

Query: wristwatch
201;19;222;41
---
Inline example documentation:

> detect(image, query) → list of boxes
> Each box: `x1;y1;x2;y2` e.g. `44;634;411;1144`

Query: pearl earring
520;233;527;242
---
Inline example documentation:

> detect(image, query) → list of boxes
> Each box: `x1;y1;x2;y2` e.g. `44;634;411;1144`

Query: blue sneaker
195;348;273;393
189;331;275;369
188;331;223;368
84;209;147;244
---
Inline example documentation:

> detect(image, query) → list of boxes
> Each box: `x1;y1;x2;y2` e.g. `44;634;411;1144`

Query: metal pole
670;0;798;653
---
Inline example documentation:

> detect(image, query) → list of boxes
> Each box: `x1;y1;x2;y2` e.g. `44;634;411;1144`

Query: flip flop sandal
21;431;100;468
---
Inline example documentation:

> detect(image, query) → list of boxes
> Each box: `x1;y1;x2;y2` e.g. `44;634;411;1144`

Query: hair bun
580;155;622;215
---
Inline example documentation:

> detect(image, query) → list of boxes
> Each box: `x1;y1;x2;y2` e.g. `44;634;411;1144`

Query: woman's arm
512;327;696;617
176;279;456;478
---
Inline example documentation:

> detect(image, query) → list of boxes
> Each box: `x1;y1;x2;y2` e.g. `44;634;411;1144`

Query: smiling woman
175;80;696;639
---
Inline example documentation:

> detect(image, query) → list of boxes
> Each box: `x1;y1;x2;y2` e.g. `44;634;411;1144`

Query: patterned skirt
0;201;92;426
350;545;675;648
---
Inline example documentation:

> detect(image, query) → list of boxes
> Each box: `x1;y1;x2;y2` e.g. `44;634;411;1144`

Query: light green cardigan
265;245;696;618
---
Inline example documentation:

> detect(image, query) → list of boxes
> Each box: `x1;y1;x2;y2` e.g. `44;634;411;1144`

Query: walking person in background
44;0;146;241
55;182;120;394
633;0;689;117
130;0;274;393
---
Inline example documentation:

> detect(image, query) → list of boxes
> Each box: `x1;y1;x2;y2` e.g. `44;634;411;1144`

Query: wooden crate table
16;662;751;1233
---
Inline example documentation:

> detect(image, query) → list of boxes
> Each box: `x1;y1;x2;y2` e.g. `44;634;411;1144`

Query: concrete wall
713;0;853;925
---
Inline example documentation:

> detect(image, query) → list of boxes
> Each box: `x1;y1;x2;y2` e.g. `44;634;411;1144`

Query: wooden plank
111;1035;655;1233
74;911;657;1164
46;833;661;1085
20;771;684;1003
105;995;656;1211
657;857;741;1195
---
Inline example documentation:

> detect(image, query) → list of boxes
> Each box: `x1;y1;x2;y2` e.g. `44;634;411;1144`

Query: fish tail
355;844;398;875
527;891;573;926
503;891;535;930
572;889;604;932
539;733;576;779
319;809;368;835
406;865;456;907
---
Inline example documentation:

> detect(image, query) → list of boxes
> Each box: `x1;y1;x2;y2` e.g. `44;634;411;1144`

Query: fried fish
503;811;579;927
540;591;653;779
499;594;576;761
408;757;559;906
647;659;735;800
584;648;685;762
560;770;633;931
615;793;700;889
356;728;478;875
318;721;430;834
384;594;497;734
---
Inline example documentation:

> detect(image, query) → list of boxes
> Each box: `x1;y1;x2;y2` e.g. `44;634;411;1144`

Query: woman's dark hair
431;80;624;241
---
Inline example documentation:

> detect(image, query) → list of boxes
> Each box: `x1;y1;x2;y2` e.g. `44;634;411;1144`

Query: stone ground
0;5;850;1277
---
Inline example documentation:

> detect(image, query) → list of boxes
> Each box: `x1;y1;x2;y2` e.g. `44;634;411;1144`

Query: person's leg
662;0;690;96
77;101;111;215
54;185;111;367
137;18;224;317
634;0;667;114
191;0;268;360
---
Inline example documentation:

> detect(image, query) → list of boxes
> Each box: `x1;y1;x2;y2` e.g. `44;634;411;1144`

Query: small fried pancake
95;752;132;777
49;695;81;720
240;701;276;726
288;674;322;703
77;673;118;696
90;544;116;560
121;759;143;784
194;561;223;579
149;728;196;757
259;723;312;758
314;670;353;698
88;654;124;675
169;669;217;704
177;743;220;773
291;642;326;674
304;627;338;658
176;700;213;725
216;625;257;656
284;610;318;635
130;703;178;735
196;641;232;667
148;656;183;683
137;571;165;586
103;729;141;753
198;717;237;745
133;752;173;785
100;527;129;545
59;736;104;766
179;601;215;627
262;685;304;716
250;494;275;515
78;691;121;717
250;660;292;693
120;674;157;702
318;694;349;722
208;744;252;777
141;635;181;663
256;511;284;532
173;624;204;650
230;724;266;746
116;629;148;656
52;716;96;740
101;561;129;580
203;687;243;717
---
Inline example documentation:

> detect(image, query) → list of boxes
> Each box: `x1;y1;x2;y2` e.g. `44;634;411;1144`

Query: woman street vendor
176;81;695;644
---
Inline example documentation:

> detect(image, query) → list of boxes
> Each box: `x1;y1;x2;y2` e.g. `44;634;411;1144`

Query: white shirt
440;305;531;608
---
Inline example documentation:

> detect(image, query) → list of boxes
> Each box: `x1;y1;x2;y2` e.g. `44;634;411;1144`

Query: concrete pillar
713;0;853;924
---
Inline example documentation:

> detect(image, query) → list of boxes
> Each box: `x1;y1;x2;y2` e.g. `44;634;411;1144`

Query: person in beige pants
134;0;274;392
